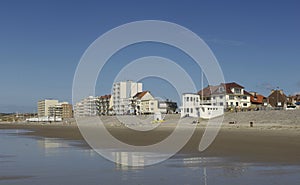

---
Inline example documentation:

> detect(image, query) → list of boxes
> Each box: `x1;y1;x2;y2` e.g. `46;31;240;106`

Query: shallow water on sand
0;129;299;185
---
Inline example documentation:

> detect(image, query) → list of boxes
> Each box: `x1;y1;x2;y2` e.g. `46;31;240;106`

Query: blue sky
0;0;299;112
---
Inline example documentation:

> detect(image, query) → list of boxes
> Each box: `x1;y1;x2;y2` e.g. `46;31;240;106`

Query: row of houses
181;82;299;118
73;81;299;118
74;81;178;117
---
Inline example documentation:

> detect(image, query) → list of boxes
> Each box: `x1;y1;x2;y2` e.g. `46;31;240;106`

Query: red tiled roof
133;91;149;99
198;82;246;96
250;94;266;104
198;85;219;96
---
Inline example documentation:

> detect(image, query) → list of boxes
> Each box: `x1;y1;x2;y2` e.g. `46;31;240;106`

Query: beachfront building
249;92;268;108
180;93;224;119
181;93;201;117
96;94;113;115
157;100;178;114
37;99;73;120
112;81;143;115
267;89;287;108
74;96;98;117
198;82;251;109
131;91;158;115
61;103;73;118
38;99;59;117
198;85;226;107
48;102;73;119
287;94;300;106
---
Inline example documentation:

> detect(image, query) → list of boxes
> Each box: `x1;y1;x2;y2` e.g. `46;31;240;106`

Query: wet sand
1;115;300;165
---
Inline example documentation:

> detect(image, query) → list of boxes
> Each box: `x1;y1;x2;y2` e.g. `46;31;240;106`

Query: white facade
225;88;251;109
199;83;251;109
38;99;59;117
181;93;224;119
181;93;201;117
112;81;143;115
74;96;97;117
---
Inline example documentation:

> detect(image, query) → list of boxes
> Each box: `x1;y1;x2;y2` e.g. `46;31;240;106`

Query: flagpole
201;71;204;105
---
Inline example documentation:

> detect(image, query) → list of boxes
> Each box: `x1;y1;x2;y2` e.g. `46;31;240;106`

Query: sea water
0;129;299;185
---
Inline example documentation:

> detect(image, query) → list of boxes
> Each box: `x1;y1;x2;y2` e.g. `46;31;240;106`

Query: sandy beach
1;110;300;165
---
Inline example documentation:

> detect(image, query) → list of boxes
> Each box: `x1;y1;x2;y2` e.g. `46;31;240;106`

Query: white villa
198;82;251;109
181;82;251;119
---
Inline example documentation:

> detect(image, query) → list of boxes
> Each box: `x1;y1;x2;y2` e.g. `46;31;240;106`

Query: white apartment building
112;81;143;115
38;99;59;117
74;96;98;117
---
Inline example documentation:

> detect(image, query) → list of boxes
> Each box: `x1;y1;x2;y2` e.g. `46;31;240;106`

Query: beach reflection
1;130;300;185
114;151;145;170
37;138;72;156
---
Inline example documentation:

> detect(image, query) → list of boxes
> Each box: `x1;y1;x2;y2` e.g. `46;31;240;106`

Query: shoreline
1;120;300;165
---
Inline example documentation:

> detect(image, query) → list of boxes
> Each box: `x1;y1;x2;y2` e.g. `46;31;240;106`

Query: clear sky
0;0;299;113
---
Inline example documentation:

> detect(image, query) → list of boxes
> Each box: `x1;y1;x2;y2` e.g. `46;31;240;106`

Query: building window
186;108;189;113
229;95;234;100
190;108;193;113
220;102;224;106
243;103;247;106
186;97;189;102
220;96;223;99
235;88;241;94
243;96;247;100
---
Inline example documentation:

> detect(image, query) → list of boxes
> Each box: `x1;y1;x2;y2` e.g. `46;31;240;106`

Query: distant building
74;96;97;117
38;99;59;117
131;91;158;114
38;99;73;119
112;81;143;115
287;94;300;106
249;92;268;108
158;99;178;114
61;103;73;118
96;94;113;115
268;90;287;108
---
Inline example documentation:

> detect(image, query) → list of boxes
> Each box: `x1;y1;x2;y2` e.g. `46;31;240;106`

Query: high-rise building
38;100;73;119
38;99;59;117
112;81;143;115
